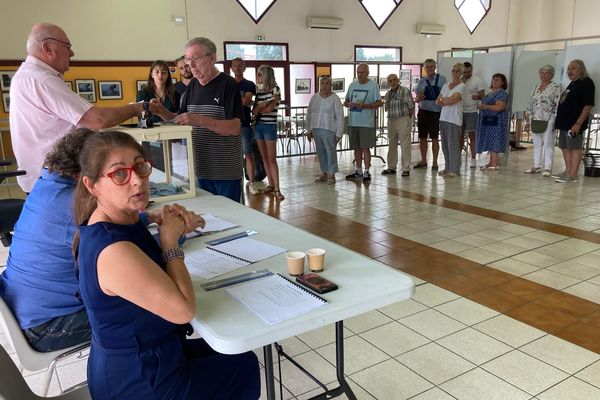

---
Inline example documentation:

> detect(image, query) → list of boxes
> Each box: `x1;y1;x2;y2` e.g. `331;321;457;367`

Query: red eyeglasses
102;160;152;185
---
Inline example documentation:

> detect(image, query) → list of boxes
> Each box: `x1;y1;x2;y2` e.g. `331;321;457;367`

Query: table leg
335;321;358;400
263;344;276;400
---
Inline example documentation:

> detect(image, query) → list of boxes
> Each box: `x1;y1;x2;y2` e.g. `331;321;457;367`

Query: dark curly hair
44;128;93;178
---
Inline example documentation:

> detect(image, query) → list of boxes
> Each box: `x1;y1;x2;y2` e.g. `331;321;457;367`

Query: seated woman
74;130;260;400
0;129;93;352
136;60;180;124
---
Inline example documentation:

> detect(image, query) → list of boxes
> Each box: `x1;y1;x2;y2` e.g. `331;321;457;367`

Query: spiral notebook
226;273;327;325
185;248;250;279
208;237;285;263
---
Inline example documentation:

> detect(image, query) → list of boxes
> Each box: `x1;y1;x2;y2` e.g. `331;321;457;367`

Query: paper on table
209;237;285;263
226;274;327;324
185;248;250;279
199;213;238;233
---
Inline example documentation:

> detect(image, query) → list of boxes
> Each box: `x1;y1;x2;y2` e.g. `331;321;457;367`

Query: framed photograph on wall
400;69;411;82
331;78;345;93
99;81;123;100
79;92;96;103
295;78;311;94
0;71;15;91
411;75;421;86
2;92;10;113
137;80;147;92
65;81;73;91
379;77;390;91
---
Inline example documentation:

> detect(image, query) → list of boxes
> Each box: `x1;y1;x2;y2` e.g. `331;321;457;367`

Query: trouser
312;128;339;174
440;121;462;173
24;309;91;352
532;118;555;170
387;116;413;171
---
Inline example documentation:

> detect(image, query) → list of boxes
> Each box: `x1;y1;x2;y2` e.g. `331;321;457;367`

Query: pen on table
207;230;254;246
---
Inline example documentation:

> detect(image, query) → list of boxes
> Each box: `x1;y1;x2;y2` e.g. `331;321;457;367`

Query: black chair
0;159;26;247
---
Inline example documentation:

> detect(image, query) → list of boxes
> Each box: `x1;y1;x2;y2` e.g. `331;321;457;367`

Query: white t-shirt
462;75;485;113
439;82;465;126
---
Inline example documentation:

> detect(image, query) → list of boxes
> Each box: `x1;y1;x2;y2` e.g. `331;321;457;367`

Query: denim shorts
241;126;254;155
254;123;277;141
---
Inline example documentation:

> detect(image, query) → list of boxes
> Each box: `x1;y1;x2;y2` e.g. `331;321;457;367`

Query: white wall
1;0;599;62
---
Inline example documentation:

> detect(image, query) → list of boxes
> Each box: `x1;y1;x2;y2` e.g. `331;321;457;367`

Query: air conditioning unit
307;16;343;30
416;23;445;35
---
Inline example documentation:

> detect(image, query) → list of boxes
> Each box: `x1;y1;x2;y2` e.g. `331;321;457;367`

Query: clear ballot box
118;125;196;202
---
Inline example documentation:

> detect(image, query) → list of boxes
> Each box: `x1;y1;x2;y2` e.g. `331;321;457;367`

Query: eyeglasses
42;37;72;50
184;53;212;65
102;160;152;185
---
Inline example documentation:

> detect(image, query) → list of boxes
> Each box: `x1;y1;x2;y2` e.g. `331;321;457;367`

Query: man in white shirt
461;62;485;167
10;23;146;192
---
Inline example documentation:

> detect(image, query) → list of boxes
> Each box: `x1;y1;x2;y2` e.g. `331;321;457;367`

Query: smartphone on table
296;273;338;294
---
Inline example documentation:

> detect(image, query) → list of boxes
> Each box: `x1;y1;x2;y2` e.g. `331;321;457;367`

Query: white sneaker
247;182;259;195
541;170;552;177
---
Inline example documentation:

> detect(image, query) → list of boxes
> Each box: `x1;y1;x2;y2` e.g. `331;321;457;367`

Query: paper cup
286;251;305;276
306;248;325;272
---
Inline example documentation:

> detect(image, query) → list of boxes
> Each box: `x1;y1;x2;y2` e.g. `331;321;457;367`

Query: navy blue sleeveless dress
78;220;260;400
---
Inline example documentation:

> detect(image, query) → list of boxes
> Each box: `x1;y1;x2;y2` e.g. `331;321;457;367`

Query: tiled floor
2;143;600;399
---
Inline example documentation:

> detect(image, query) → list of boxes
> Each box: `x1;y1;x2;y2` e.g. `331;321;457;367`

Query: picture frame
79;92;96;103
65;81;73;91
2;92;10;113
400;69;411;82
331;78;345;93
0;71;15;91
379;77;390;91
368;75;378;83
98;80;123;100
137;80;147;92
411;75;421;86
295;78;311;94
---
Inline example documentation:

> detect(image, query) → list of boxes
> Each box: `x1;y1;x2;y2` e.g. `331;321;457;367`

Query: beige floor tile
409;387;457;400
522;269;582;290
575;360;600;388
563;282;600;304
396;343;475;385
455;248;506;265
412;283;461;308
571;253;600;269
437;327;512;365
258;368;294;400
488;258;541;276
501;235;548;251
511;251;563;268
296;324;353;349
296;378;376;400
482;350;568;395
522;231;568;243
275;336;313;358
440;367;531;400
276;350;337;396
474;315;546;348
536;243;590;261
400;309;466;341
480;241;529;257
560;239;600;253
453;234;496;247
377;299;428;320
24;369;63;397
351;359;434;400
344;310;393;334
547;260;600;280
520;335;600;374
56;357;89;393
434;298;499;326
315;335;390;375
537;377;600;400
429;239;474;254
359;321;430;357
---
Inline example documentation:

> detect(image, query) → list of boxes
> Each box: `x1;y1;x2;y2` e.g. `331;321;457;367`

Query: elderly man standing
10;23;145;192
414;59;446;170
344;64;383;181
154;37;244;201
382;74;415;177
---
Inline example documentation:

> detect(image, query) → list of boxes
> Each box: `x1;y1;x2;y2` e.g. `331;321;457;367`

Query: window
455;0;491;34
355;46;402;63
235;0;278;23
358;0;403;30
451;49;488;58
224;42;288;61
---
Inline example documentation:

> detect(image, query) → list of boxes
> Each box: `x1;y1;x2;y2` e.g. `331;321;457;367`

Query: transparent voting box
119;125;196;202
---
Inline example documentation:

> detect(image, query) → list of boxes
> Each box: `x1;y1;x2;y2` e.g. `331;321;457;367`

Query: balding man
10;23;145;192
343;64;383;181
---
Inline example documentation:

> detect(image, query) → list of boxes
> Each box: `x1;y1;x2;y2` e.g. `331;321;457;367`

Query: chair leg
42;359;57;396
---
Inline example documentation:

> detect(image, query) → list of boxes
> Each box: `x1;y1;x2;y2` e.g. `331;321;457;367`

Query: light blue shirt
345;79;380;128
415;73;447;112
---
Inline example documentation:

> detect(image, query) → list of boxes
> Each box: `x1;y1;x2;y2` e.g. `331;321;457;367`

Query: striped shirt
384;86;415;120
254;86;280;124
182;73;243;180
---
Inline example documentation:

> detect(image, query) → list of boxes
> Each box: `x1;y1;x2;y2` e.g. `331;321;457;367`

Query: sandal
327;177;336;184
314;175;327;182
414;162;427;168
381;169;396;175
264;185;274;193
274;189;285;201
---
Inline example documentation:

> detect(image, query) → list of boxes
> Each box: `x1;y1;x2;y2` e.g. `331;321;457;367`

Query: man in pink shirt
10;23;146;192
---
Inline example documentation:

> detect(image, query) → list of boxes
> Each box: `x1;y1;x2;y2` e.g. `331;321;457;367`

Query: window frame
354;45;403;63
234;0;279;24
454;0;492;34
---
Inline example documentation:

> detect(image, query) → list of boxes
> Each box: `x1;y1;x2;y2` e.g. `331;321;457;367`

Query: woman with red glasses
73;130;260;400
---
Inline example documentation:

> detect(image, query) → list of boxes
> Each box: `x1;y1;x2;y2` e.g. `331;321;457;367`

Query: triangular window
236;0;278;24
358;0;403;30
455;0;491;34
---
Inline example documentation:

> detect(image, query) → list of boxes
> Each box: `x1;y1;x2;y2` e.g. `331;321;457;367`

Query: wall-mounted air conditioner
306;16;343;30
416;23;445;35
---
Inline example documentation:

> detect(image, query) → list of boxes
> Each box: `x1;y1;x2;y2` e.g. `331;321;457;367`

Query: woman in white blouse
306;76;344;184
525;65;561;176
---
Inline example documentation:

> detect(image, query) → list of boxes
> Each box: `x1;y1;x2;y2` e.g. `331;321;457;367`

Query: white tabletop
175;195;415;355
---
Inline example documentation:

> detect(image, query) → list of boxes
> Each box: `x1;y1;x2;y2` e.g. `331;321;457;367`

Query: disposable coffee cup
306;248;325;272
286;251;305;276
